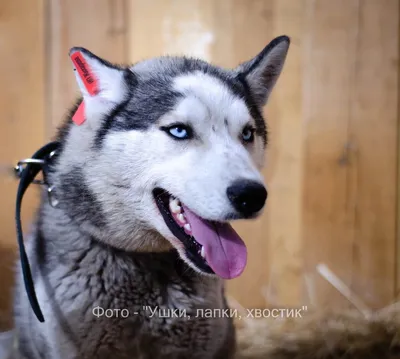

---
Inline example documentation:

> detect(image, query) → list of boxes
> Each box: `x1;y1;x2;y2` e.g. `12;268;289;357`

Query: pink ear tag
72;102;86;126
70;51;99;126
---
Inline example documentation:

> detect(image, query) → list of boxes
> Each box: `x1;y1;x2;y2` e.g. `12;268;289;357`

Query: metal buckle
14;152;59;207
14;159;46;184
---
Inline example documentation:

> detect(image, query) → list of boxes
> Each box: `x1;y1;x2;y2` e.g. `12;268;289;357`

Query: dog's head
55;36;289;279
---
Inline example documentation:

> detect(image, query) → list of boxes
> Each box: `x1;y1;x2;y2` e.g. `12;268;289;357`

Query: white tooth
177;213;186;224
173;204;182;214
201;246;205;258
184;223;191;232
169;199;181;214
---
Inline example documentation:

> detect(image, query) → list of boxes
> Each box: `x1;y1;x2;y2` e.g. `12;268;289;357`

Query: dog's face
57;36;289;279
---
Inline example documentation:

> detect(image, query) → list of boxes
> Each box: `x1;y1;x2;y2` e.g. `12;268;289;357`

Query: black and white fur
14;36;289;358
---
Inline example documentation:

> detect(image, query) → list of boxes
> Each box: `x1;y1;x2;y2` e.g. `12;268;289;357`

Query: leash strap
15;141;60;323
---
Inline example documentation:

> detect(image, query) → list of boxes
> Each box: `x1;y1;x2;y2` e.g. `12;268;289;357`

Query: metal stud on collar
47;186;59;207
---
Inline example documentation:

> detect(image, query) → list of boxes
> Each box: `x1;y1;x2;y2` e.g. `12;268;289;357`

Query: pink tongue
182;205;247;279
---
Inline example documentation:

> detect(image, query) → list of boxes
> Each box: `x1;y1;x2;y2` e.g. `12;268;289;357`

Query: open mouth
153;188;247;279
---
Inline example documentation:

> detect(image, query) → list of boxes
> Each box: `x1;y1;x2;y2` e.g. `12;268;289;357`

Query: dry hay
235;304;400;359
234;263;400;359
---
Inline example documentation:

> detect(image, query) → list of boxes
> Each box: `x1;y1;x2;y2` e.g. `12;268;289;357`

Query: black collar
15;141;60;322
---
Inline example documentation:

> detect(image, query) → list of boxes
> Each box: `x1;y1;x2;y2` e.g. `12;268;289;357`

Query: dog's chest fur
14;211;235;359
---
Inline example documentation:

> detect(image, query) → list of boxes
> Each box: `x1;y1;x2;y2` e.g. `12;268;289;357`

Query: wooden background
0;0;399;328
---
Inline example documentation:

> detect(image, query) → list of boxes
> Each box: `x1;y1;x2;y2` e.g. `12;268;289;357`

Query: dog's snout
226;180;267;217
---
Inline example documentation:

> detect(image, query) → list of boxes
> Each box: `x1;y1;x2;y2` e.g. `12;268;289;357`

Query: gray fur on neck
14;198;235;359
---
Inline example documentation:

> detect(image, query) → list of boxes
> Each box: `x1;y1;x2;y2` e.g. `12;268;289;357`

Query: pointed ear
69;47;130;106
236;35;290;106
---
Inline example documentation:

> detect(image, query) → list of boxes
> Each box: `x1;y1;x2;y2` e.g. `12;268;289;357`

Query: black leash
14;141;60;323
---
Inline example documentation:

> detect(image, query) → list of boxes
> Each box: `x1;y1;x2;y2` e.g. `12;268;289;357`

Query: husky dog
14;35;289;358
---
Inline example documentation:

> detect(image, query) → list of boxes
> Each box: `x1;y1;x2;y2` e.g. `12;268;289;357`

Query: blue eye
242;126;255;143
161;124;193;140
169;126;188;138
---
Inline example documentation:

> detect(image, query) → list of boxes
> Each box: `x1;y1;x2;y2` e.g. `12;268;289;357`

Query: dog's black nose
227;180;267;217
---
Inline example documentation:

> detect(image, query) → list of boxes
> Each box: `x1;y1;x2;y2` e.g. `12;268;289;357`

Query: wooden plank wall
0;0;398;326
354;0;398;308
303;0;398;309
0;0;46;329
